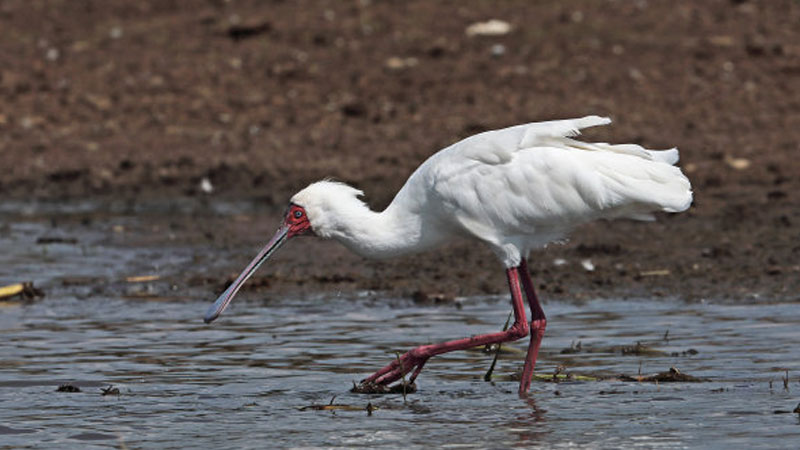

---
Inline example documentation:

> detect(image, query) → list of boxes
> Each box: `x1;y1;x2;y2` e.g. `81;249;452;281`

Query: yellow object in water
0;283;25;299
126;275;161;283
0;282;43;300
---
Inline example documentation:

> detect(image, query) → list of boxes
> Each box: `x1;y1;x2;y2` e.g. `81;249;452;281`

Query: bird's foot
353;348;429;394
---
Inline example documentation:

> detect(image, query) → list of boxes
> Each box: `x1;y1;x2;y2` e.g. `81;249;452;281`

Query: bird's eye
293;210;303;219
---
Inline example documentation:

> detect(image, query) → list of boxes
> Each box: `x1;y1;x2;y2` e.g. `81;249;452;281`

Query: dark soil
1;0;798;302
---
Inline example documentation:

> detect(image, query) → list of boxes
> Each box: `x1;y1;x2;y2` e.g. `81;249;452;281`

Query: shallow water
1;209;799;449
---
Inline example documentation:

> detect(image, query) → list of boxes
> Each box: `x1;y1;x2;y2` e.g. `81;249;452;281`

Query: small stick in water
484;312;513;382
396;352;408;402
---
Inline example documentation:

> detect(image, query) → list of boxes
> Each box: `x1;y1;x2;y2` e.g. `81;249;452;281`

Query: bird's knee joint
508;321;529;340
530;319;547;336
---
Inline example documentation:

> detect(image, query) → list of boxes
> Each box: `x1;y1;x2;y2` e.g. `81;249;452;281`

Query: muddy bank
1;198;795;305
0;1;798;301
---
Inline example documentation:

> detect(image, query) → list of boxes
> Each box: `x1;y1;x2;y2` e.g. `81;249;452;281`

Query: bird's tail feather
558;138;681;166
592;154;693;221
646;148;679;165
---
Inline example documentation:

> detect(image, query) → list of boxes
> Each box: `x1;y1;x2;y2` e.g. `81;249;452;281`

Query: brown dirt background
1;0;798;302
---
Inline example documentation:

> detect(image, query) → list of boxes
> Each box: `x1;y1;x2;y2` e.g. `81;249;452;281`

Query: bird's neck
319;199;445;260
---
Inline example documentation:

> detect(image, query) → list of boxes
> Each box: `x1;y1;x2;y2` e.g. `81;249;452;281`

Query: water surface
2;295;799;449
1;210;799;449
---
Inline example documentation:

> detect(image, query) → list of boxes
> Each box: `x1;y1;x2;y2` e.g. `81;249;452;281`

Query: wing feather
390;115;692;261
450;116;612;165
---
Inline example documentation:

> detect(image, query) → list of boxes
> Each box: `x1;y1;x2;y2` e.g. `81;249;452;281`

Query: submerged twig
101;385;120;396
484;311;513;382
300;401;377;413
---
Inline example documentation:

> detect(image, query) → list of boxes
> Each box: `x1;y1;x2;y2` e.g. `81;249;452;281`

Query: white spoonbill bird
204;116;692;395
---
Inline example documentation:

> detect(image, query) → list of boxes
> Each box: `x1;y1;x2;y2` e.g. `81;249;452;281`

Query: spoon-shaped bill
203;225;290;323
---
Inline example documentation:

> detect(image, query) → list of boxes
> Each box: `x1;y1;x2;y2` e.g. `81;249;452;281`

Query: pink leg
518;258;547;395
359;266;531;388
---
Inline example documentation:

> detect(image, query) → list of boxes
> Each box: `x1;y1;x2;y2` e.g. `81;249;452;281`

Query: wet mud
0;0;798;302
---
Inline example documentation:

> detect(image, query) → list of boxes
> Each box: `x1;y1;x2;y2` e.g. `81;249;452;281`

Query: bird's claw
352;349;429;394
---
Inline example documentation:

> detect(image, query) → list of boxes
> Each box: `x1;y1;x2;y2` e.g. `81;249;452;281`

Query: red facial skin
285;204;313;237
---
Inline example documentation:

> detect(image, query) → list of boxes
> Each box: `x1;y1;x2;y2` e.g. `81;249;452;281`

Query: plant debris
0;282;45;300
351;381;417;395
411;290;454;305
773;403;800;415
670;349;699;357
561;340;583;354
531;372;599;383
36;236;78;244
619;342;667;356
619;366;708;383
637;269;671;277
125;275;161;283
101;385;120;396
56;383;81;393
300;396;377;415
505;368;600;383
559;340;675;356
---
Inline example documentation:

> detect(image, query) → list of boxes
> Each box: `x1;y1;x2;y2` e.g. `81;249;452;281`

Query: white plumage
205;115;693;395
293;115;692;267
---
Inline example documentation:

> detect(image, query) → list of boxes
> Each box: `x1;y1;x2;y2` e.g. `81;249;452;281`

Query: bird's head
203;180;363;324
